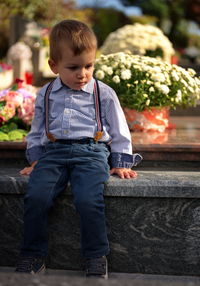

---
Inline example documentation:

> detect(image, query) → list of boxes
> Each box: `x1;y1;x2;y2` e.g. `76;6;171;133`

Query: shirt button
64;109;70;115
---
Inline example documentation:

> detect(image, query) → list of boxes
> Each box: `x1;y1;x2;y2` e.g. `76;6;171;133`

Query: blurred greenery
0;0;132;58
0;120;28;141
0;0;87;58
0;0;199;59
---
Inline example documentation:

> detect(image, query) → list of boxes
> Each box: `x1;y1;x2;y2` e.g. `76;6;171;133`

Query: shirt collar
51;77;95;94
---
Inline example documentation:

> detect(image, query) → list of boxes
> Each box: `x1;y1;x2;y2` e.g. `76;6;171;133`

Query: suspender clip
94;131;103;142
47;132;57;142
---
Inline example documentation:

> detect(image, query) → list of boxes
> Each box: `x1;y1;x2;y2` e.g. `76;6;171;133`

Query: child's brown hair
49;19;97;62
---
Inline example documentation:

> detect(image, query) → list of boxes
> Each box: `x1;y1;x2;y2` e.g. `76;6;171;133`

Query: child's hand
20;166;34;176
20;161;38;176
110;168;137;179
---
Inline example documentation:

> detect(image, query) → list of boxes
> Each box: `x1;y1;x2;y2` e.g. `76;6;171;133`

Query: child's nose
77;68;85;78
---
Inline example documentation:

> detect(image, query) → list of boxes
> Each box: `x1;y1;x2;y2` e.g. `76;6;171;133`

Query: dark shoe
85;256;108;279
15;256;46;274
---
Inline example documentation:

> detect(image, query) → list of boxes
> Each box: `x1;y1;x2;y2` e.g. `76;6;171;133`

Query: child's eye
86;64;93;69
67;66;77;70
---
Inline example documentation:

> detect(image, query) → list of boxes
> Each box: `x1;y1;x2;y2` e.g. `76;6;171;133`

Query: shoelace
86;257;106;275
16;257;36;272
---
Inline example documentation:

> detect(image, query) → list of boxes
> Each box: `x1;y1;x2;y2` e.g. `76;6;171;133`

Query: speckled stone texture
0;272;200;286
1;167;200;276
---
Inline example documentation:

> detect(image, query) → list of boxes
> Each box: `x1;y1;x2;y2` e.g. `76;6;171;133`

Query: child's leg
21;151;69;258
69;143;110;259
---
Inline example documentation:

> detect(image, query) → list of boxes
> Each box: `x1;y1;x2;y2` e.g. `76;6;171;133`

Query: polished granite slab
133;116;200;146
132;116;200;162
1;167;200;198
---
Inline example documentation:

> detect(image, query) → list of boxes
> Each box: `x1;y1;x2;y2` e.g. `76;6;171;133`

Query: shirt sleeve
105;88;142;168
26;91;46;164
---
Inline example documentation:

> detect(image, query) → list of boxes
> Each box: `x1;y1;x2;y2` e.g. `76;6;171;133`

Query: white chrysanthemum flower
95;70;105;80
188;86;194;93
146;99;150;106
187;68;196;76
101;65;109;71
159;84;170;94
175;90;182;102
112;75;120;83
106;67;113;75
181;79;188;87
149;86;155;92
121;69;132;80
151;73;166;82
171;70;179;81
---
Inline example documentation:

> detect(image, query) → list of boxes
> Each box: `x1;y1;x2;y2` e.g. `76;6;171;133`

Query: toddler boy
15;19;141;278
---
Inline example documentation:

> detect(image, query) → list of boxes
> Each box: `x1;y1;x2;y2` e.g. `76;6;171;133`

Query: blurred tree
90;8;132;46
166;0;188;47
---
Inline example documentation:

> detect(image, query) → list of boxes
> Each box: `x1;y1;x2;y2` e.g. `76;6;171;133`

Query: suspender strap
44;80;56;142
44;79;103;142
93;79;103;141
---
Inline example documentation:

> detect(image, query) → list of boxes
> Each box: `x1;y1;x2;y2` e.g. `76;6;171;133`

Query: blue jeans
21;141;110;259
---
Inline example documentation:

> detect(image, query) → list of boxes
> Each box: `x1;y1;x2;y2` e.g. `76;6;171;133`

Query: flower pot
123;106;169;132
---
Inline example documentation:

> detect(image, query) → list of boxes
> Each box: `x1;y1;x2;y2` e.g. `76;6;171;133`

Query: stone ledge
1;167;200;198
1;167;200;276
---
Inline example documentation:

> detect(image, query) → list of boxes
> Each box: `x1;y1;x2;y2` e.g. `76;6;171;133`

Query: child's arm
20;87;46;176
110;168;137;179
20;161;38;176
101;84;142;174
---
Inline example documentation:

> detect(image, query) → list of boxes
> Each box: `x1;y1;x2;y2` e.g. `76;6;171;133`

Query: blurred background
0;1;199;148
0;0;200;68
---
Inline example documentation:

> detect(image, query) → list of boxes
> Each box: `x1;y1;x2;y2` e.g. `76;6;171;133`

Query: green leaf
0;131;9;141
8;130;26;141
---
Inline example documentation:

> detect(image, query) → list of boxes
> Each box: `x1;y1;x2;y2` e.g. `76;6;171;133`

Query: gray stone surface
0;270;200;286
1;167;200;276
1;167;200;198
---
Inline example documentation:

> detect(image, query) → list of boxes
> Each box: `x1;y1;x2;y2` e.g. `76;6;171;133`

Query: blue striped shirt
26;77;142;168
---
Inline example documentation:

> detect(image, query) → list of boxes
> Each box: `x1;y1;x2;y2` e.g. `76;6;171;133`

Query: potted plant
95;52;200;132
100;23;175;63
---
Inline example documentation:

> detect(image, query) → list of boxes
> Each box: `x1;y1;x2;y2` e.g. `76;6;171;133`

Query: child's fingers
129;170;137;178
122;170;137;179
20;167;33;175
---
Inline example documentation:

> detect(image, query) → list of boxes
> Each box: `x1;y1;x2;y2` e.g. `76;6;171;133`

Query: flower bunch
100;23;174;63
0;80;37;126
95;52;200;111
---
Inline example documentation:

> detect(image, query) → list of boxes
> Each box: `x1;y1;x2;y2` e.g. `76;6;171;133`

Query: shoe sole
30;265;46;275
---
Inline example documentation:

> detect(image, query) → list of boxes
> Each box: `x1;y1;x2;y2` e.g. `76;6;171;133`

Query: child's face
49;42;96;90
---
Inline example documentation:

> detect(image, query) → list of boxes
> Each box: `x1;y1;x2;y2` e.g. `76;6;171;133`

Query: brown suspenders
44;79;103;142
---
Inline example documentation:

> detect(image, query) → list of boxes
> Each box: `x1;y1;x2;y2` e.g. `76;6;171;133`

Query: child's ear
48;59;58;74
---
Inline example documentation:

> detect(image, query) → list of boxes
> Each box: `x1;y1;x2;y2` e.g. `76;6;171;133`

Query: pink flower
0;82;37;125
5;91;23;108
